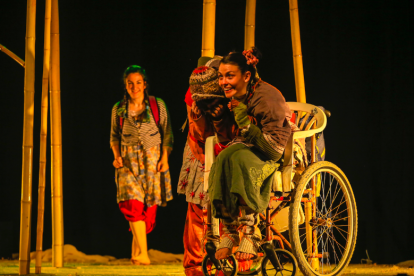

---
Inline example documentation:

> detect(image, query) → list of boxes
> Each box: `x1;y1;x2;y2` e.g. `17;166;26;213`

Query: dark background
1;0;413;265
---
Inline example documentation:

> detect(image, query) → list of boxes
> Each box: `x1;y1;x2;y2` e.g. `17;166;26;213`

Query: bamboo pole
244;0;256;50
289;0;306;103
35;0;52;273
0;44;25;68
19;0;36;274
50;0;64;267
201;0;216;57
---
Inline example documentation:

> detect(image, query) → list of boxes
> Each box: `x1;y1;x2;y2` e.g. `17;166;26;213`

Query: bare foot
215;248;232;260
235;252;255;261
131;254;151;265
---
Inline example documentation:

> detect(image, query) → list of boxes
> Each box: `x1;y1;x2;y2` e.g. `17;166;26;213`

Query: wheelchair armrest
287;102;327;139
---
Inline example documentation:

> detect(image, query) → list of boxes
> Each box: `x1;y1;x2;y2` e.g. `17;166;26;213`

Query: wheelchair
201;102;358;276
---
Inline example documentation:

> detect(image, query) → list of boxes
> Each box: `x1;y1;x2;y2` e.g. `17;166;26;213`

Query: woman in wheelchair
208;48;293;262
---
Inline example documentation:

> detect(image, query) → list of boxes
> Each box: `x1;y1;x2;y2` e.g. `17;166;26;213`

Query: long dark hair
220;47;262;87
122;65;149;118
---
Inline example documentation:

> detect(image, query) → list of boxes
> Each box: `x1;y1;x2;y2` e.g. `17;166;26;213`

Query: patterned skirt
208;143;279;219
115;144;172;207
177;142;209;206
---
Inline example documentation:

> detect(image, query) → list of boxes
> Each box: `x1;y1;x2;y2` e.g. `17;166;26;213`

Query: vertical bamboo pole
50;0;64;267
201;0;216;58
244;0;256;50
19;0;36;274
289;0;306;103
35;0;52;273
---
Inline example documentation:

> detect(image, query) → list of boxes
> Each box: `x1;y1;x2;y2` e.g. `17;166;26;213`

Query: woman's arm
111;144;123;168
231;99;285;161
110;103;123;168
187;103;213;142
249;87;292;155
157;98;173;172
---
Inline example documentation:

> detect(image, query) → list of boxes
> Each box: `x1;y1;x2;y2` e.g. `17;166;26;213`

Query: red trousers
119;199;157;234
183;203;207;276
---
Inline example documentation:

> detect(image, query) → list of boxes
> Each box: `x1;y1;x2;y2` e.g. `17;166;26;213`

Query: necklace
129;108;145;117
128;100;145;117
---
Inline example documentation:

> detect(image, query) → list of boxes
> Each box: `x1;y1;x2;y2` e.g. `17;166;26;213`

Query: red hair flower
242;49;259;68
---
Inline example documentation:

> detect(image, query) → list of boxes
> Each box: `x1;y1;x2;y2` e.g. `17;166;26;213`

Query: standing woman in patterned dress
110;65;174;265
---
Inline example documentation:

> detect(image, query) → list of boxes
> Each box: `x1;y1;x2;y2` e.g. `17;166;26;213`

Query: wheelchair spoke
316;226;332;243
326;184;342;215
299;231;307;240
332;194;346;219
333;225;348;241
329;207;348;221
332;215;350;223
325;173;336;203
325;193;345;215
327;231;346;253
332;224;349;235
332;224;349;227
326;233;341;264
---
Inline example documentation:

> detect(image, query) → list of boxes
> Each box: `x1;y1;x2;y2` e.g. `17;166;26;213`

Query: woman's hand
227;99;241;111
207;103;225;120
191;101;202;117
157;157;169;172
232;101;250;128
113;156;123;168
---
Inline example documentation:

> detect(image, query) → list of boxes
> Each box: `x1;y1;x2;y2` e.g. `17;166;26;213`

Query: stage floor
0;261;413;276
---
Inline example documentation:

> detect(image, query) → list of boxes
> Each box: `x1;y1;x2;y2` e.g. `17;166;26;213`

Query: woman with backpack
110;65;174;265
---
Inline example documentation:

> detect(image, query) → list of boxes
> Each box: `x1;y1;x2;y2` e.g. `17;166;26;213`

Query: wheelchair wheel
289;161;357;276
261;249;298;276
202;254;238;276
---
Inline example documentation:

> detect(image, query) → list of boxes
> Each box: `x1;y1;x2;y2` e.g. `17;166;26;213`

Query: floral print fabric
116;144;172;207
177;142;209;206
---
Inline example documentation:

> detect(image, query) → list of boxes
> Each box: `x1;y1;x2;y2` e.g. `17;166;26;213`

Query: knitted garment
245;81;292;154
217;215;261;256
216;219;240;251
243;124;282;161
189;66;224;102
237;233;261;256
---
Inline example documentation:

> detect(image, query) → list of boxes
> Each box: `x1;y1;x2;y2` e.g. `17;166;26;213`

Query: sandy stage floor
1;262;414;276
1;245;412;275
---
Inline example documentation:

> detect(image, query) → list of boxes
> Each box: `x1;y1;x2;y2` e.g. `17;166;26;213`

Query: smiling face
125;72;146;101
218;63;251;99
